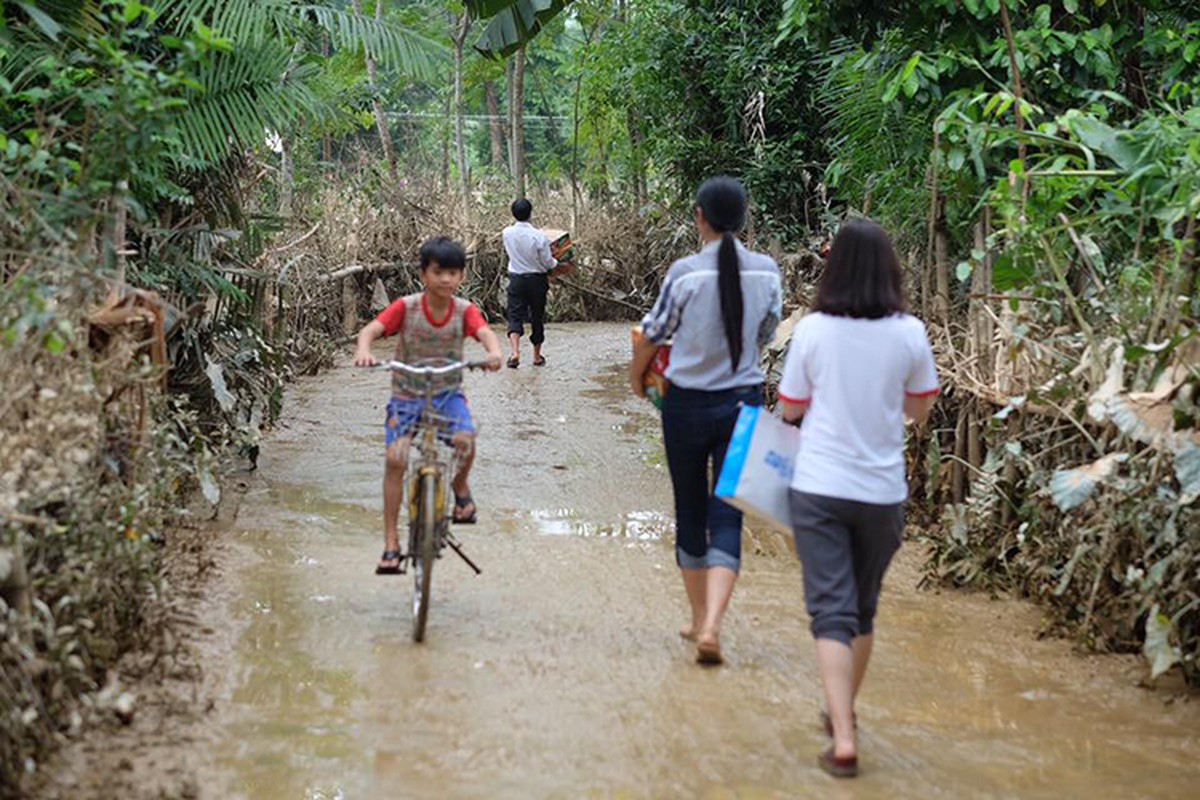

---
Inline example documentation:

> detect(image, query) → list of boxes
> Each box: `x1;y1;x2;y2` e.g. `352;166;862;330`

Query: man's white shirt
503;221;557;275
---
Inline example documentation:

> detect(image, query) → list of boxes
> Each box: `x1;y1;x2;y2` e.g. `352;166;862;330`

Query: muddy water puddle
205;324;1199;799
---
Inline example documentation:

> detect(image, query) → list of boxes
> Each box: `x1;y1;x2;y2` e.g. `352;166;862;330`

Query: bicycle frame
375;357;487;640
383;358;480;528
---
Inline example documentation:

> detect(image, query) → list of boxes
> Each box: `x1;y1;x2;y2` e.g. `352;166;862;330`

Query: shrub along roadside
1;267;190;791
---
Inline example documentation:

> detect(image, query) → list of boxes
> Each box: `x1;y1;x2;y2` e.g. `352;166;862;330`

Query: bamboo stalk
997;0;1029;212
316;262;401;282
0;531;32;615
1058;212;1107;297
342;276;358;336
112;179;129;285
952;406;968;503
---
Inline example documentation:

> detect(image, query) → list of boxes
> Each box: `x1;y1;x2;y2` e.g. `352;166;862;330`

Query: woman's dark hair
419;236;467;271
511;198;533;221
696;176;748;372
813;218;906;319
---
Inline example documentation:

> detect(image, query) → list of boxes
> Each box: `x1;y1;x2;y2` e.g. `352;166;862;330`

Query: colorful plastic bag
631;327;670;410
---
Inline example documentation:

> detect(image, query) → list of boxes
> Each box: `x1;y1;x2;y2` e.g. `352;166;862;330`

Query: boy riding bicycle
353;237;503;574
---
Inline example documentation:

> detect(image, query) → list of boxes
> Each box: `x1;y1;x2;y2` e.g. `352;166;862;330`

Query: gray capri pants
789;490;905;646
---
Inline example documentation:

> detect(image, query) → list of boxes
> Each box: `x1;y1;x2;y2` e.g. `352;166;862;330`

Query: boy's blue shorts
385;390;475;449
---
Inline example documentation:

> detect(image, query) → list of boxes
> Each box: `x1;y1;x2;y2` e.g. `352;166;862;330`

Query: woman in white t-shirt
778;218;939;779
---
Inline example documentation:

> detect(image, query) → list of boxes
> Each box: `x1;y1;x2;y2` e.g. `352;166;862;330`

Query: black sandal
533;355;546;367
818;747;858;778
375;549;402;575
506;356;520;369
453;495;478;524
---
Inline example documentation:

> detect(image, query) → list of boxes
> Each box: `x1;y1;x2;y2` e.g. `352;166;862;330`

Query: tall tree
352;0;399;180
452;10;474;217
467;0;575;198
485;80;507;170
511;44;527;197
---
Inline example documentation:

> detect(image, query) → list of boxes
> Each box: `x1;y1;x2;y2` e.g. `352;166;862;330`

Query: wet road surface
208;323;1200;799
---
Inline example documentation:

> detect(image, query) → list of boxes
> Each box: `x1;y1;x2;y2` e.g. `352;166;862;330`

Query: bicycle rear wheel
411;472;438;642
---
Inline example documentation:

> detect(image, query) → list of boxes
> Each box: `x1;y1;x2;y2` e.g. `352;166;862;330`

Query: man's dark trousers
507;273;549;346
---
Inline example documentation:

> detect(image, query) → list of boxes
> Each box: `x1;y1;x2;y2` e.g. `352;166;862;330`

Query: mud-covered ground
34;323;1200;799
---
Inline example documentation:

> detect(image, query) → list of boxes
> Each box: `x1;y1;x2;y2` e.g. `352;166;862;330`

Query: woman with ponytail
631;176;782;665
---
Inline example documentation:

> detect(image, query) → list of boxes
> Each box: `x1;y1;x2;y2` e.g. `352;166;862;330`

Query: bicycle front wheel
411;471;438;643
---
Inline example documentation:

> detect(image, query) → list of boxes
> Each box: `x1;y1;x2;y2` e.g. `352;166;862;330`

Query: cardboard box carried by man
542;228;576;277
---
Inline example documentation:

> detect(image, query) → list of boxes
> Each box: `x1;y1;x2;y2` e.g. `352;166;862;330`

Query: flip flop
533;355;547;367
506;356;520;369
695;631;723;665
453;494;478;525
817;747;858;778
375;549;402;575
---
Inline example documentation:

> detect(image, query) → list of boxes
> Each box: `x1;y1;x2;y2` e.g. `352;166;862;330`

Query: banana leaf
472;0;568;59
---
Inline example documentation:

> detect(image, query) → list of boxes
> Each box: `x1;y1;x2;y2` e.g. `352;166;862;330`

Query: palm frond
154;0;292;44
814;34;934;241
4;0;105;44
302;5;445;79
174;42;323;165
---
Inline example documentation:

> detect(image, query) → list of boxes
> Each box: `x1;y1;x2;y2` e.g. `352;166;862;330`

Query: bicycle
377;357;485;642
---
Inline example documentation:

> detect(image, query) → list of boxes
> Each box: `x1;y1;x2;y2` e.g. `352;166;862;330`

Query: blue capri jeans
661;384;763;573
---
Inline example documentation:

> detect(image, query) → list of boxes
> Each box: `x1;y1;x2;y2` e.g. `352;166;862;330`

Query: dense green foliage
0;0;445;789
772;0;1200;682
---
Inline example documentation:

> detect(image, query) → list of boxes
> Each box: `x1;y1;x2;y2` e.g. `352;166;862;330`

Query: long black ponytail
696;177;747;372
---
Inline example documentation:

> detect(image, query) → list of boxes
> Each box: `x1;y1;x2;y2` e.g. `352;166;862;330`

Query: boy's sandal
375;549;402;575
506;356;520;369
533;355;547;367
453;494;478;524
820;710;858;739
817;748;858;779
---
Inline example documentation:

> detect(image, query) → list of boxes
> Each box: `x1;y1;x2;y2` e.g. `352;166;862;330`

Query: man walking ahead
502;198;557;368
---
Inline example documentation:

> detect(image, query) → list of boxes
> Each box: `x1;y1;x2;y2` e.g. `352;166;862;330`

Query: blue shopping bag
715;405;801;533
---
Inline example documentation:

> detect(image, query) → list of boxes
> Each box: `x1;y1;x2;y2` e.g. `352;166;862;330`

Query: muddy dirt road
200;323;1197;799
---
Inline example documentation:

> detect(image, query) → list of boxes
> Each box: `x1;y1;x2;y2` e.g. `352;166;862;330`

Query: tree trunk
512;45;527;198
0;533;31;616
453;13;473;223
627;107;646;210
342;276;358;336
615;0;641;208
951;406;967;504
934;197;950;322
322;33;334;175
440;92;451;191
279;135;294;215
505;58;516;181
485;80;506;171
571;69;582;232
111;179;129;285
1186;222;1200;322
969;208;995;383
354;0;398;180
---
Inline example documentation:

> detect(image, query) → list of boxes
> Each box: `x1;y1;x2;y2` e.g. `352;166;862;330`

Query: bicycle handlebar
373;359;489;377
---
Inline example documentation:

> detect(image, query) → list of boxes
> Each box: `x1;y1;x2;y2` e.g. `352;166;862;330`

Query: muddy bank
34;323;1200;798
